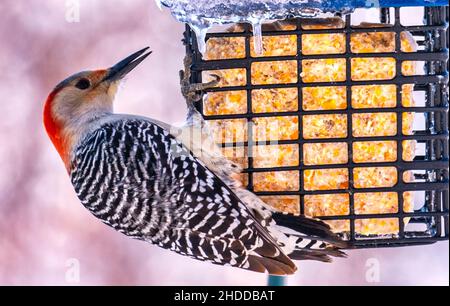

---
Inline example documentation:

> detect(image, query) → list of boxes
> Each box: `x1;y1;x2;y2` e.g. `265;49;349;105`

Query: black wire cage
183;4;449;248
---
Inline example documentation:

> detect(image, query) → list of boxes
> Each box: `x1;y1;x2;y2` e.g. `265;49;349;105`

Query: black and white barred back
70;118;347;275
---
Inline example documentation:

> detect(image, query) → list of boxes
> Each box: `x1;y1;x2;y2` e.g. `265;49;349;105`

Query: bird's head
43;47;151;169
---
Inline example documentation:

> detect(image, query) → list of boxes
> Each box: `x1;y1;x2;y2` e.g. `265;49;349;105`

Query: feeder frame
183;5;449;248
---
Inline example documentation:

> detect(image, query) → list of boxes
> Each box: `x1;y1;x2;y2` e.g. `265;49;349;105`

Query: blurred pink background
0;0;448;286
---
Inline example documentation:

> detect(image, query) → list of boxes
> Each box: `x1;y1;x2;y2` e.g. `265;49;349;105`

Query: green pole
267;275;286;286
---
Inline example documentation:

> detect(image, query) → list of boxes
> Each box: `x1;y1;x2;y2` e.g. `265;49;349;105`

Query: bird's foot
179;55;220;109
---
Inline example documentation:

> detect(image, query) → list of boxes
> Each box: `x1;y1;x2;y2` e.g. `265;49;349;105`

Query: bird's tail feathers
289;247;347;262
269;213;351;262
245;255;296;275
272;213;350;248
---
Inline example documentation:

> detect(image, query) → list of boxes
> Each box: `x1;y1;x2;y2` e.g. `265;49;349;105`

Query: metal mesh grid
183;6;449;248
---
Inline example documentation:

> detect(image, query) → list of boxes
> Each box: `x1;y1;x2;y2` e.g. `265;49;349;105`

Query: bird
43;47;349;275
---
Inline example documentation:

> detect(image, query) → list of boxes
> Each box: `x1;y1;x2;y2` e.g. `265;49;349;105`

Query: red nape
43;88;69;169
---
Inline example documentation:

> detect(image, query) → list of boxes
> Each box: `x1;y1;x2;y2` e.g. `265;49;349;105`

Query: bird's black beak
103;47;152;82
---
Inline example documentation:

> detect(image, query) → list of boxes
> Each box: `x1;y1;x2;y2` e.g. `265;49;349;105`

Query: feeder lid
344;0;448;9
159;0;449;12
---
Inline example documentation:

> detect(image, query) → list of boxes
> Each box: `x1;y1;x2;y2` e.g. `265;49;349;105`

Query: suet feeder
182;0;449;249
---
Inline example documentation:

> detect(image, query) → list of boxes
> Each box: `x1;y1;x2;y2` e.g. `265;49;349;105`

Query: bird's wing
144;118;298;274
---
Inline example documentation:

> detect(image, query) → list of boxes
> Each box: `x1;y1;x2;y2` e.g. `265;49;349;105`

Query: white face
51;70;119;126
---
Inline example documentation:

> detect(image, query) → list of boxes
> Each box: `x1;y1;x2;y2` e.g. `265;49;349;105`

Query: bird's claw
180;55;220;109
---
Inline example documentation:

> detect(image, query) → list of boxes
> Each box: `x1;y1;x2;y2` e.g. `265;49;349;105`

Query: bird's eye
75;78;91;90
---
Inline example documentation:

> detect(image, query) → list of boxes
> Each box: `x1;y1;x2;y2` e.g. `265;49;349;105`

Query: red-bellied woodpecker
43;47;348;275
